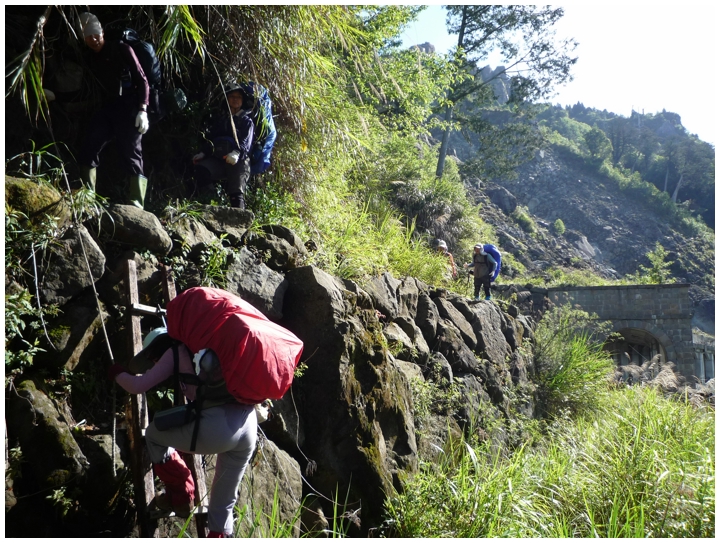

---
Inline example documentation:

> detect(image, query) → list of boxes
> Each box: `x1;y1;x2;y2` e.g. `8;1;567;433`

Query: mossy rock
5;175;71;230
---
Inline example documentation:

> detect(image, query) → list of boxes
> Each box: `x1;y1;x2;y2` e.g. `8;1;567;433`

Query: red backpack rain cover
166;287;303;405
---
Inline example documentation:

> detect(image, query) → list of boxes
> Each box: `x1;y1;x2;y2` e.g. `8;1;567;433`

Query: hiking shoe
485;295;492;301
473;296;480;301
153;492;193;517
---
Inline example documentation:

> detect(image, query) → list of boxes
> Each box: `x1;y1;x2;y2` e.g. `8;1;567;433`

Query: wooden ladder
125;260;209;537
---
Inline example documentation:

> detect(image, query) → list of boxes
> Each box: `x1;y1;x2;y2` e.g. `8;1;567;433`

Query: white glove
192;152;205;164
225;150;240;165
135;111;149;134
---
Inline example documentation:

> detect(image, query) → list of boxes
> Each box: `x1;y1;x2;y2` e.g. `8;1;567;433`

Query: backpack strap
172;344;182;407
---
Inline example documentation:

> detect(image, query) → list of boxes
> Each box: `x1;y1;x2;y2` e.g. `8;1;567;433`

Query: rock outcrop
5;198;536;537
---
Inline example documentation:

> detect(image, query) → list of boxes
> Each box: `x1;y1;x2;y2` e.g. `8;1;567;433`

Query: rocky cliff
5;176;537;537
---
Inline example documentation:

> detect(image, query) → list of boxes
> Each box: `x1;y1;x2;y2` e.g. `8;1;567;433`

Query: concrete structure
545;284;713;382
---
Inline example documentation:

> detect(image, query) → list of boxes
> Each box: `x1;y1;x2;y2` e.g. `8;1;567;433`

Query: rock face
5;201;537;537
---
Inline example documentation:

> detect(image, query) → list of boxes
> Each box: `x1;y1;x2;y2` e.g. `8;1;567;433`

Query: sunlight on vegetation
384;386;714;538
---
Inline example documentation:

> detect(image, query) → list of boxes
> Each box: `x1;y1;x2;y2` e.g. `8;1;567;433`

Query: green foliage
511;205;536;233
532;305;614;418
583;126;613;166
552;218;565;235
628;242;675;284
409;377;462;432
384;386;714;537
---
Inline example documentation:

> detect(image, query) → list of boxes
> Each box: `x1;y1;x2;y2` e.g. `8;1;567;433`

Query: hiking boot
229;192;245;209
128;174;148;209
153;491;193;517
485;295;492;301
473;296;480;301
79;165;97;191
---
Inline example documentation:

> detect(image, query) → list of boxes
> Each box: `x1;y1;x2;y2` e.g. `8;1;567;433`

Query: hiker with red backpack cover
108;287;303;537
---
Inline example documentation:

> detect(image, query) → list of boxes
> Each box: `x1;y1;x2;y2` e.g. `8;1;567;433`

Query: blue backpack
483;244;502;281
237;82;277;174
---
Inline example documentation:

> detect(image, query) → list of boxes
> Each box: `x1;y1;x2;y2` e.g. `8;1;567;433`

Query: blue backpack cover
483;244;502;281
237;82;277;174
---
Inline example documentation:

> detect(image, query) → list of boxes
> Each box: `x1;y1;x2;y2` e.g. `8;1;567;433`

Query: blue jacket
202;110;254;162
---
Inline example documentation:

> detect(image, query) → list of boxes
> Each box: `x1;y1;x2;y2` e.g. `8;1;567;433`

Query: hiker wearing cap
467;244;497;300
73;12;151;208
435;239;458;280
192;83;255;209
107;328;257;538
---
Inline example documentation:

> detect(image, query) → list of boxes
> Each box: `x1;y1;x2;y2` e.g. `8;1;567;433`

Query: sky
400;4;716;146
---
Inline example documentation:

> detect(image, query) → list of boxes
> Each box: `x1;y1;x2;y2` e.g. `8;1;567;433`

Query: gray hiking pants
145;403;257;535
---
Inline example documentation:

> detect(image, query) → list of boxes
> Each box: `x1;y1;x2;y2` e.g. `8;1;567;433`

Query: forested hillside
5;5;714;538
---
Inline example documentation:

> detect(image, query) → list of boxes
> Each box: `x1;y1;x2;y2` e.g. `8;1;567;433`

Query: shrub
532;305;614;418
552;218;565;235
511;206;536;233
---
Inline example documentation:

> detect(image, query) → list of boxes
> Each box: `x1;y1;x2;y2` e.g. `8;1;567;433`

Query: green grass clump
383;386;714;537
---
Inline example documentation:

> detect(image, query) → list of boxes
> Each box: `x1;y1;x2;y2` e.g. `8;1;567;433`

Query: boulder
34;292;111;372
434;296;477;350
236;438;303;537
169;216;217;258
5;379;89;490
468;302;512;368
282;265;417;534
5;176;72;231
245;232;304;272
201;205;254;244
225;246;288;320
101;204;173;255
415;293;439;346
40;225;105;306
261;225;308;257
392;316;430;366
487;185;517;214
397;277;420;319
362;272;401;321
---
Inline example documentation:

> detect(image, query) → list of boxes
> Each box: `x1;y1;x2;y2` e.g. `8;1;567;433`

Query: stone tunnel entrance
604;327;666;376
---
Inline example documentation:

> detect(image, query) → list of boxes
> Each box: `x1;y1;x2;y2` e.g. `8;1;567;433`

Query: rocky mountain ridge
457;146;715;332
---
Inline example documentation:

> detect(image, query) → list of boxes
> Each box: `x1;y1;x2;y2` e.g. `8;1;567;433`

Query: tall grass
383;386;714;537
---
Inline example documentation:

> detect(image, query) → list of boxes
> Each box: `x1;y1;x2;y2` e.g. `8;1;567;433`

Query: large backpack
483;244;502;281
236;82;277;174
166;287;303;405
108;27;186;120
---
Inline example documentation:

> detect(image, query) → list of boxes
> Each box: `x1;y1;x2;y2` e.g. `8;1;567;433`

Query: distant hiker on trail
75;12;151;208
192;82;255;209
467;243;497;300
435;239;458;280
107;328;257;538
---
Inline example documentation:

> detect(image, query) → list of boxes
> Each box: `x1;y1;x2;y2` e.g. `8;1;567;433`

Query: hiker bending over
467;244;497;300
74;13;151;208
108;328;256;538
192;83;255;209
435;239;458;280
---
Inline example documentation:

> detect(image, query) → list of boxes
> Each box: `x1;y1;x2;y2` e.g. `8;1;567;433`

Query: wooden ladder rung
130;302;167;317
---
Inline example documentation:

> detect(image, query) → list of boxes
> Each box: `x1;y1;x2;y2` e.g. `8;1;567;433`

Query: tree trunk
435;105;453;178
435;6;468;179
671;174;684;203
663;164;669;193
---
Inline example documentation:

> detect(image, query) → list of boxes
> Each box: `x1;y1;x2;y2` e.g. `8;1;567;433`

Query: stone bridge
508;283;714;382
547;284;714;381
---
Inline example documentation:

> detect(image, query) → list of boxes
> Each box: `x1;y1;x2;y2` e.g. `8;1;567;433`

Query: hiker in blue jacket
192;83;255;209
467;244;497;300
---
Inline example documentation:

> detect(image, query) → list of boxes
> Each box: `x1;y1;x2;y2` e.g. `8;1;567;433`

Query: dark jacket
202;110;254;162
471;252;497;279
87;41;149;107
